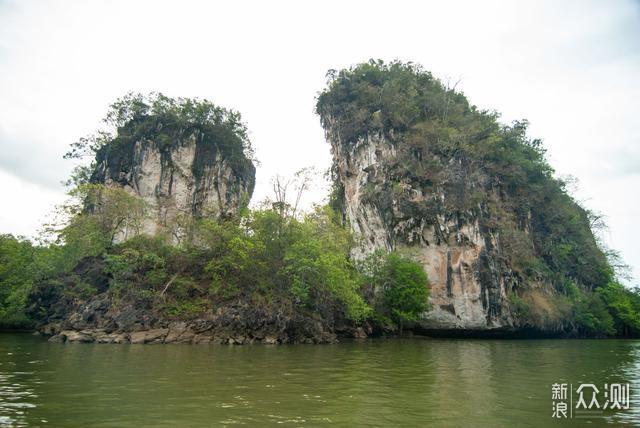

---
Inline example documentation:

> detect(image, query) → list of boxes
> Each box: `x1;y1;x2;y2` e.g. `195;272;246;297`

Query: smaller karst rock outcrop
87;94;256;243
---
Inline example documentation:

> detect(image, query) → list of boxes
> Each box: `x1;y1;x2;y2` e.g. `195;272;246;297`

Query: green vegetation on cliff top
316;60;638;336
317;60;609;290
65;92;256;190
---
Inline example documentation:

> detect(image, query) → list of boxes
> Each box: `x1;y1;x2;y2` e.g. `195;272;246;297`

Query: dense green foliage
0;183;153;328
0;235;40;327
3;200;374;326
521;279;640;337
359;250;429;328
32;201;370;322
1;184;430;330
317;60;610;293
194;205;371;321
65;93;255;189
506;277;634;338
0;235;69;328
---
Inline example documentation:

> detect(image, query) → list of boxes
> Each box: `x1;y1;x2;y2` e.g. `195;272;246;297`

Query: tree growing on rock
360;250;429;333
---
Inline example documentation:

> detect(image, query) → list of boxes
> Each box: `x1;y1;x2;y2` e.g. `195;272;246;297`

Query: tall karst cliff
317;61;610;332
88;95;256;242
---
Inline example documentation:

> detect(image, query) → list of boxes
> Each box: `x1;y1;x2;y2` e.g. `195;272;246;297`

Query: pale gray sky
0;0;638;285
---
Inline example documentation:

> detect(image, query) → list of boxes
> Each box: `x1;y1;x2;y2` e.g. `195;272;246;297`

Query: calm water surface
0;334;639;427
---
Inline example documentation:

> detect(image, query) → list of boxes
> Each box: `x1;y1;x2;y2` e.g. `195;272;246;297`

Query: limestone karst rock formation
321;121;513;330
317;61;609;332
89;99;256;243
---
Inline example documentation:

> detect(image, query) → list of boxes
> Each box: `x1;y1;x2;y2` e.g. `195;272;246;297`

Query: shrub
359;250;429;331
597;281;640;336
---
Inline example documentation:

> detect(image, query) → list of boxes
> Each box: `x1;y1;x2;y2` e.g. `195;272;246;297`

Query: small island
1;61;638;344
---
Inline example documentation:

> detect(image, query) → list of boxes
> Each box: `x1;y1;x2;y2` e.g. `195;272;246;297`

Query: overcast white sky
0;0;638;285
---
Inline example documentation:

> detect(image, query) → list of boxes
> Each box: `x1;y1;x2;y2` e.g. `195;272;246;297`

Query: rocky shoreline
42;321;337;345
30;291;369;345
36;308;348;345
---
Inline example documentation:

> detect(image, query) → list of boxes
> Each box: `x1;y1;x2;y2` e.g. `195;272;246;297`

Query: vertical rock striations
89;100;256;243
317;61;609;332
322;119;512;330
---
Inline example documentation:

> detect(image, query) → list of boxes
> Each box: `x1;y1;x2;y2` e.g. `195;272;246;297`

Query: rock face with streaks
322;122;514;330
90;132;255;243
316;61;610;333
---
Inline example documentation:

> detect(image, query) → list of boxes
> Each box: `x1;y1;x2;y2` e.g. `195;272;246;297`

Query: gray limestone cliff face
323;117;516;331
90;132;255;243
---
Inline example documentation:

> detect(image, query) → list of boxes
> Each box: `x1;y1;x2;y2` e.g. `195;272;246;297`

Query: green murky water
1;334;639;427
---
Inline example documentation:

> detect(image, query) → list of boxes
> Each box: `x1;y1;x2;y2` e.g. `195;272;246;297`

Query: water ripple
0;334;639;426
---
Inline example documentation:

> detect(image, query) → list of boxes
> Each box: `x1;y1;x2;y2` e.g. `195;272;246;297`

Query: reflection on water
0;334;639;427
0;350;40;427
614;342;640;425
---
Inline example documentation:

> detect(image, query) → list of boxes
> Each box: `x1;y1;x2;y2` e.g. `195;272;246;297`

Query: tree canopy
65;92;256;188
